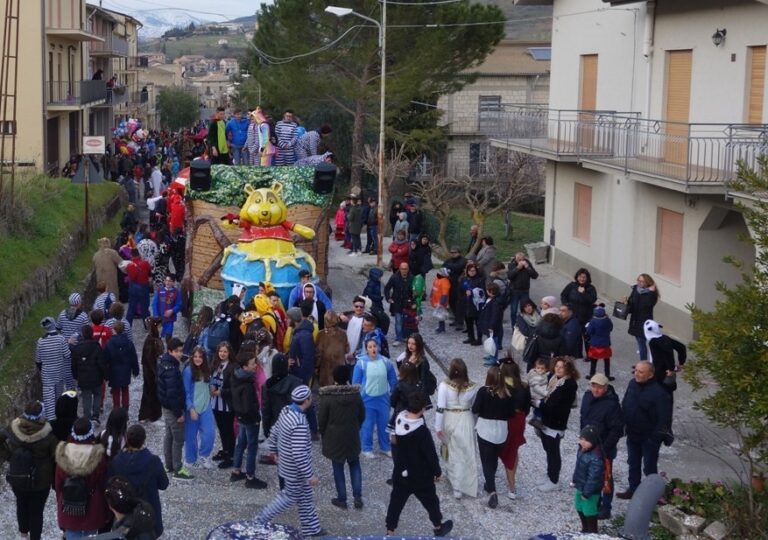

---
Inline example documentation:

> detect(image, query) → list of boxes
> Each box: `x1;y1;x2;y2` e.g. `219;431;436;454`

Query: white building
496;0;767;339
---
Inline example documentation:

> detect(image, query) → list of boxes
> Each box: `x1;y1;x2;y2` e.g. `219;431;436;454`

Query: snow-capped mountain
130;9;213;40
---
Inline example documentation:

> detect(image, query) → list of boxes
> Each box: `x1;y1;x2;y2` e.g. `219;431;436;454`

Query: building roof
98;6;143;28
86;4;118;24
465;40;551;76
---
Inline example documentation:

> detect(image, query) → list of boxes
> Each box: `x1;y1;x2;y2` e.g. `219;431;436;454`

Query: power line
100;0;241;20
381;0;462;5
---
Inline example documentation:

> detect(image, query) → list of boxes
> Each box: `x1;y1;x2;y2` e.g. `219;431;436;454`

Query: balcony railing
485;104;768;186
45;80;107;107
480;105;639;159
582;118;768;184
90;34;129;57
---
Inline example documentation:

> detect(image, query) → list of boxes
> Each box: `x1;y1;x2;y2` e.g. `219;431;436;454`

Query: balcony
580;118;768;191
46;80;107;110
485;104;768;192
46;26;103;43
484;105;637;162
90;34;129;57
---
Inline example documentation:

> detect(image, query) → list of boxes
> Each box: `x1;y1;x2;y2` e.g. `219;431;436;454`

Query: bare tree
457;149;543;254
356;143;415;265
410;172;462;254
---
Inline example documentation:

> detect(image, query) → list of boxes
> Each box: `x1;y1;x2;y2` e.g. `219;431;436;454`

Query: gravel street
0;232;735;539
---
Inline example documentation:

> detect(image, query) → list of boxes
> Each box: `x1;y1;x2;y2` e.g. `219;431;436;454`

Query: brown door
747;46;766;124
664;50;692;165
46;117;59;174
578;54;598;151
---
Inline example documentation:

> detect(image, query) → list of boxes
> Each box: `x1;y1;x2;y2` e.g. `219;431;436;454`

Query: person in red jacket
54;417;110;537
388;229;410;272
167;188;186;235
125;248;151;324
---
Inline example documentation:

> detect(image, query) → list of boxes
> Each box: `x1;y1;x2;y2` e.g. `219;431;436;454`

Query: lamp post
326;3;387;266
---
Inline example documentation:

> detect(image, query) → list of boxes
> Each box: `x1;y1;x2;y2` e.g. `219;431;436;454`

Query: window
478;95;502;131
573;183;592;243
1;121;17;135
469;143;490;176
655;208;684;282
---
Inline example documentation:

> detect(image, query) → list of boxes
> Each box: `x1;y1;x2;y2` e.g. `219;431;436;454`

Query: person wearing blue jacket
109;424;169;536
156;338;192;479
559;303;584;359
288;300;319;438
182;347;215;469
572;425;605;534
225;109;251;165
362;268;384;311
352;336;398;458
104;322;139;410
618;361;672;499
288;269;333;311
152;275;182;341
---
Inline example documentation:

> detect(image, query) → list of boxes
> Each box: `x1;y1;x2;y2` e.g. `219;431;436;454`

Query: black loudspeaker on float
190;159;212;191
313;163;336;194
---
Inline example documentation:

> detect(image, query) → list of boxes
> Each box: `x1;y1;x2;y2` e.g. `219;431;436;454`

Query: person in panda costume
643;320;687;394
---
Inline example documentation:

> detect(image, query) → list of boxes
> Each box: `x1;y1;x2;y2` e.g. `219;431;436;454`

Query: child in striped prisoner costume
57;292;88;389
36;317;70;420
258;385;325;537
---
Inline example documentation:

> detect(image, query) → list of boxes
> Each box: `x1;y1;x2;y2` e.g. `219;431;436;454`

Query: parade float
183;164;333;313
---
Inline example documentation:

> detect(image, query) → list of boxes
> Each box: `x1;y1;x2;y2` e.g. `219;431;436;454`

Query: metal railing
588;117;768;184
482;104;768;185
90;34;129;57
478;105;639;158
45;80;107;107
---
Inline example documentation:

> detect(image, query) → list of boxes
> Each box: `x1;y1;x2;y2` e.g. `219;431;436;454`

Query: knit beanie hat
68;292;82;306
286;307;302;324
541;295;557;308
291;385;311;403
593;304;606;318
40;316;58;333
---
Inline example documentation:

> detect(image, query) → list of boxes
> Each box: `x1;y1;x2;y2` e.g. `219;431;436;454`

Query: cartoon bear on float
220;182;317;306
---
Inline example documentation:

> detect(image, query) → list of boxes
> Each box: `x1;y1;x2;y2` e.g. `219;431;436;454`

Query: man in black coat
384;262;414;346
442;247;467;327
156;338;189;478
478;282;505;366
560;303;584;358
580;373;624;519
506;252;539;325
618;361;672;499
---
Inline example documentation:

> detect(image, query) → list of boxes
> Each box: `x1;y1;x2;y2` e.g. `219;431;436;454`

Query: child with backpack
104;321;139;410
572;425;605;534
71;325;106;422
0;401;59;540
54;417;111;537
585;304;614;381
206;312;234;360
430;268;451;334
362;268;384;311
89;310;113;349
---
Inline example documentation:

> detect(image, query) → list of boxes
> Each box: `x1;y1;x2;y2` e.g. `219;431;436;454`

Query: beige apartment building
437;40;550;176
494;0;768;339
0;1;143;173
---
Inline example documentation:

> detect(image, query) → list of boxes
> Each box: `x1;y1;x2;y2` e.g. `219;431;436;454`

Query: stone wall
0;191;125;423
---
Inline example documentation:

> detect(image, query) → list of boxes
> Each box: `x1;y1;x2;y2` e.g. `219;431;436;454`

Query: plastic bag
483;333;497;356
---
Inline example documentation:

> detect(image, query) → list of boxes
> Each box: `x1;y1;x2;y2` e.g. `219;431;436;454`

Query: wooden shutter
748;46;766;124
573;183;592;243
579;55;598;150
664;50;692;166
656;208;683;283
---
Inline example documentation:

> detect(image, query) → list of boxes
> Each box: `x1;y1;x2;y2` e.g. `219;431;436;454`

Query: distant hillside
139;33;251;61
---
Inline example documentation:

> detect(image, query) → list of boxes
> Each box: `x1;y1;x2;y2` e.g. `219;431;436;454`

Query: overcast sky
99;0;269;21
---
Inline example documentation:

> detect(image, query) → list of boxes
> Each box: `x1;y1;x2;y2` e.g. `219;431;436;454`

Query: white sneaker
200;457;214;469
392;341;401;347
381;450;392;458
538;480;559;492
361;451;375;459
453;490;463;500
507;490;517;500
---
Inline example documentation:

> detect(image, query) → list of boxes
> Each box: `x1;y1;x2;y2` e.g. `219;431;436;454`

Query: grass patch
0;175;120;304
425;208;544;262
0;204;122;414
141;33;250;60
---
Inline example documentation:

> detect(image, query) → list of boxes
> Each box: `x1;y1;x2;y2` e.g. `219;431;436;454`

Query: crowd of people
4;117;691;537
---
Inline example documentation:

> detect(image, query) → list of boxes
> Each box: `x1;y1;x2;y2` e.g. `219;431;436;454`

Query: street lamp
325;3;387;266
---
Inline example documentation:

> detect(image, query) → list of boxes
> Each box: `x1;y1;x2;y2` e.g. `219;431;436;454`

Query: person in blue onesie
352;336;397;458
152;275;182;340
